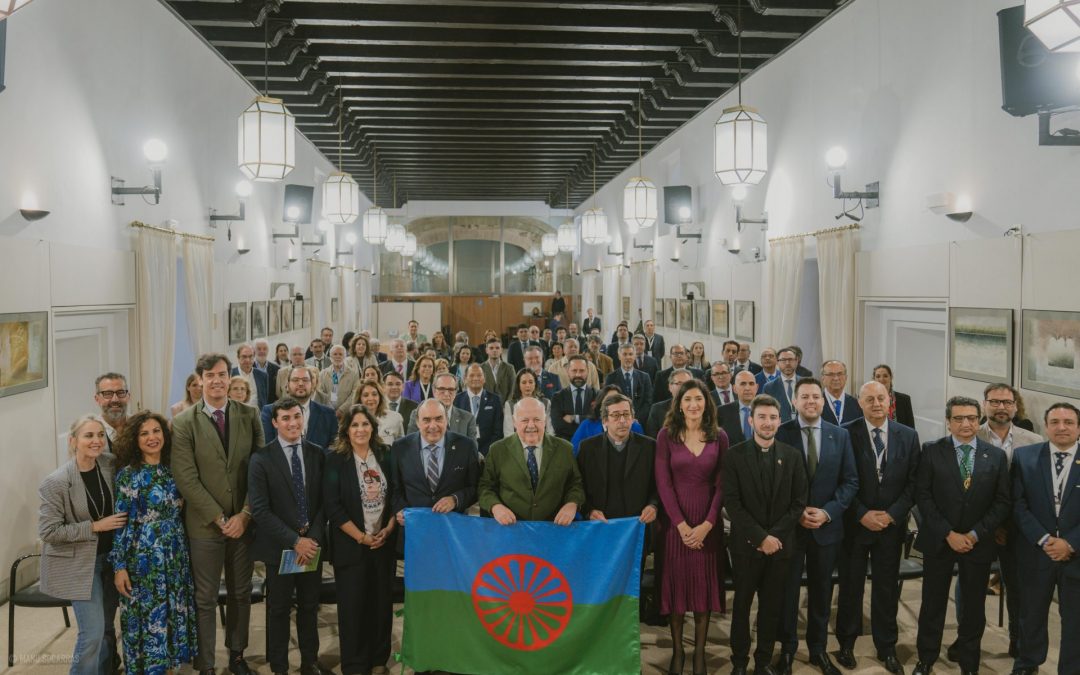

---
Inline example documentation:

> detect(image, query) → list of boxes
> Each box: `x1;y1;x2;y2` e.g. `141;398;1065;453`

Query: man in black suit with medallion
835;381;920;673
725;394;809;675
912;396;1011;675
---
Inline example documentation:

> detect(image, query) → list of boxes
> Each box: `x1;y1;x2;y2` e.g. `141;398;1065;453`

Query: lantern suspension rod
264;11;269;97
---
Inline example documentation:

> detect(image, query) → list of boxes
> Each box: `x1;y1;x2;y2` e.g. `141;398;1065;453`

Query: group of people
35;313;1078;675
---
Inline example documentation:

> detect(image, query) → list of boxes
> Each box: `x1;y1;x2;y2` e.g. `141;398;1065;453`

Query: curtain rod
768;222;860;243
129;220;215;242
308;258;332;267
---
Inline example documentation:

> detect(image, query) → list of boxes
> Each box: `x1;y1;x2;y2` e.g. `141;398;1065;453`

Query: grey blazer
37;454;117;601
407;404;479;441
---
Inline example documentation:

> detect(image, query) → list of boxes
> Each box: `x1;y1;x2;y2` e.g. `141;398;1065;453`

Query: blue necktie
526;445;539;490
741;406;752;440
425;444;439;492
833;399;842;421
289;445;309;529
872;427;886;479
623;371;633;397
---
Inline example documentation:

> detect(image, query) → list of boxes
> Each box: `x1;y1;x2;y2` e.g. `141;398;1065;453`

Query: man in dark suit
717;370;759;446
479;397;584;524
646;368;694;438
406;374;479;441
382;370;417;422
454;364;504;457
820;360;863;427
582;307;601;336
912;396;1011;675
763;347;801;422
550;355;596;442
253;339;280;404
642;319;665;365
710;361;737;408
653;344;705;404
261;366;336;451
835;381;920;673
721;340;740;370
755;348;781;390
379;338;413;381
605;343;653;423
631;333;660;381
248;398;325;675
1010;403;1080;675
726;394;810;675
791;345;813;378
606;322;632;361
734;342;763;376
506;324;532;373
480;338;514;403
774;378;859;675
233;343;270;408
524;345;562;398
391;399;480;551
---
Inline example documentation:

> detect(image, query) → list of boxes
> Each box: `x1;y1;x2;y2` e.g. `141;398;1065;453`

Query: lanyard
1051;451;1073;512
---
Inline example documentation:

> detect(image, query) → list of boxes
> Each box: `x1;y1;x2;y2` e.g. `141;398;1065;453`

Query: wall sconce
210;180;251;227
731;185;768;255
236;236;250;256
926;192;973;222
825;146;879;221
272;219;325;247
672;203;702;241
111;139;166;206
19;192;49;221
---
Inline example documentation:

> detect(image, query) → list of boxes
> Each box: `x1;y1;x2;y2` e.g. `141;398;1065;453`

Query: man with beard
261;365;336;451
549;338;600;390
93;372;131;451
253;339;280;404
277;346;308;399
550;356;597;442
763;347;802;422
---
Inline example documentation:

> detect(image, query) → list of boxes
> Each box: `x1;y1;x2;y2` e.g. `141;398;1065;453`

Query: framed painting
1021;309;1080;397
250;301;267;340
654;299;665;327
0;311;48;399
293;298;304;330
678;299;693;332
711;300;729;338
228;302;248;344
302;297;312;328
331;298;340;322
949;307;1013;384
734;300;755;341
267;300;280;336
693;299;710;335
664;298;677;328
281;299;294;333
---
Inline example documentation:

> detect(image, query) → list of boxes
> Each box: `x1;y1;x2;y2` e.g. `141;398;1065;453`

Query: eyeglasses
435;387;457;393
606;412;634;421
777;357;797;363
96;389;129;399
985;399;1016;408
950;415;980;423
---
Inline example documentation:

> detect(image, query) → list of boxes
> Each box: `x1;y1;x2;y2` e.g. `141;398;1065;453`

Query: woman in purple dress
656;378;728;675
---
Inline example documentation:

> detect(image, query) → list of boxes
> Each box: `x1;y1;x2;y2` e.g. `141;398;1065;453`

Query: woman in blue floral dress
109;410;197;674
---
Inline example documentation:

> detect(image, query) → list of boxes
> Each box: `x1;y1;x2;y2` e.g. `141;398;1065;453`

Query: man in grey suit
407;373;478;440
481;338;514;403
172;352;265;675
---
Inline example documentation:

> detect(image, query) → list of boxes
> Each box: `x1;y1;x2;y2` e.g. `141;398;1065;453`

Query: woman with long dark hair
502;369;555;437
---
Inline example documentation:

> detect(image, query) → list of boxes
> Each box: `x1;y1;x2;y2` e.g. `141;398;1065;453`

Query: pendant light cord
264;14;269;97
337;78;343;172
736;1;743;106
637;87;644;174
373;147;378;206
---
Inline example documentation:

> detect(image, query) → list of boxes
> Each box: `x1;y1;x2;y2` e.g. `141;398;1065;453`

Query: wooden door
451;296;503;346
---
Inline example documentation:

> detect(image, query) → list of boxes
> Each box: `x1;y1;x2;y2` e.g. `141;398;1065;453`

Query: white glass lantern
385;224;406;252
623;176;657;231
238;96;296;181
557;221;576;251
402;233;417;257
581;207;609;245
714;104;768;186
322;172;360;225
541;232;558;257
1026;0;1080;51
362;206;388;245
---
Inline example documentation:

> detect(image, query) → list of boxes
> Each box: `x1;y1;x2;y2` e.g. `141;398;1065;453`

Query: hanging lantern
385;224;406;252
541;232;558;257
322;172;360;225
557;221;576;251
581;207;608;245
402;233;417;257
238;96;296;181
1026;0;1080;51
623;176;657;232
362;206;388;245
714;105;767;186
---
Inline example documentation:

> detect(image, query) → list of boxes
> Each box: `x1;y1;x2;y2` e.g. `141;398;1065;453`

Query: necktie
289;445;309;529
741;406;752;440
721;390;731;405
471;395;480;417
833;399;842;421
872;427;886;479
397;362;404;376
803;426;818;478
637;356;643;369
1054;451;1069;474
574;388;583;417
212;409;226;444
959;444;974;489
390;400;398;412
526;445;539;490
785;379;793;402
624;371;633;397
425;444;439;492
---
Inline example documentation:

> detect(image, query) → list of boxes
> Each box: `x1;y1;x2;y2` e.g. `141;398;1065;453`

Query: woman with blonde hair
688;341;709;370
227;375;253;406
170;373;201;419
341;379;404;444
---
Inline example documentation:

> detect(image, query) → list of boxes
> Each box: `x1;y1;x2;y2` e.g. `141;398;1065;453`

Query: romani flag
401;509;645;675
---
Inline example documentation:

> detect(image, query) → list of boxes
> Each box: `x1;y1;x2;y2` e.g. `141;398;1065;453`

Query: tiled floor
3;578;1058;674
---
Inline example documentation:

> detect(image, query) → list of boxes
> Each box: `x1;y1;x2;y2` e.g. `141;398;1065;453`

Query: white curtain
602;265;622;335
136;227;177;414
358;272;373;332
579;270;598;324
309;260;333;331
816;228;857;373
765;237;805;349
630;260;655;332
182;237;214;356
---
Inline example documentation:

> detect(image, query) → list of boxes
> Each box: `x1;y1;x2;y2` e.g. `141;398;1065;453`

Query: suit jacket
315;366;360;409
258;361;281;403
261;399;337;452
976;422;1043;463
582;317;601;335
454;389;504;456
322;447;393;567
716;401;749;446
172;400;265;539
711;388;737;409
37;454;118;601
755;369;780;390
644;400;672;439
390;432;479;552
376;352;388;364
577;432;658;518
843;419;921;544
387;397;418;424
534;369;563;398
776;418;859;546
306;355;331;372
604;368;653;422
763;376;799;422
479;434;585;521
231;366;269;408
914;436;1012;563
892;391;915;429
585;350;614;380
733;360;762;376
821;393;863;427
724;439;809;560
406;404;478;441
644;334;665;364
633;353;659;381
248;439;325;565
481;360;515;404
507;340;539;372
606;341;632;361
380;357;414;380
549;385;597;441
653;366;706;403
548;357;600;390
1012;441;1080;573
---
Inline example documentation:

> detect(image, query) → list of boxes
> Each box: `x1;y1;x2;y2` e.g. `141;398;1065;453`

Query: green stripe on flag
402;589;641;675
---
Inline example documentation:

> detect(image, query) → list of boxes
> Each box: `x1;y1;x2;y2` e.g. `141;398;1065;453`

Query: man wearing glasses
763;347;802;422
93;372;131;451
911;397;1011;675
407;373;478;441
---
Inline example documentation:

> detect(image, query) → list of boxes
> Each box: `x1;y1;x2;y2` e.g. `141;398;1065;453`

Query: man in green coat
479;397;584;524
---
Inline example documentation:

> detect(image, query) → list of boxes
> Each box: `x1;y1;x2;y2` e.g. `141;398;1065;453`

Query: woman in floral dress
110;410;197;674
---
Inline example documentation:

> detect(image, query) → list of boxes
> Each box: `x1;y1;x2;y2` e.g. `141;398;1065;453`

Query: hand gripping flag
402;509;645;675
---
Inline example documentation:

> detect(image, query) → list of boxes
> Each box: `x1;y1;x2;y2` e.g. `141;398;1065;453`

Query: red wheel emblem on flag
471;554;573;651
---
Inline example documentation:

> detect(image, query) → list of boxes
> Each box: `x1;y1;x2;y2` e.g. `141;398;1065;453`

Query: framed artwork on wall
281;299;294;333
711;300;729;338
0;311;48;399
1021;309;1080;397
734;301;755;341
664;299;677;328
267;300;280;336
948;307;1013;384
693;299;710;335
331;298;340;322
250;301;267;340
678;299;693;332
302;298;312;328
228;302;248;344
655;299;665;327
